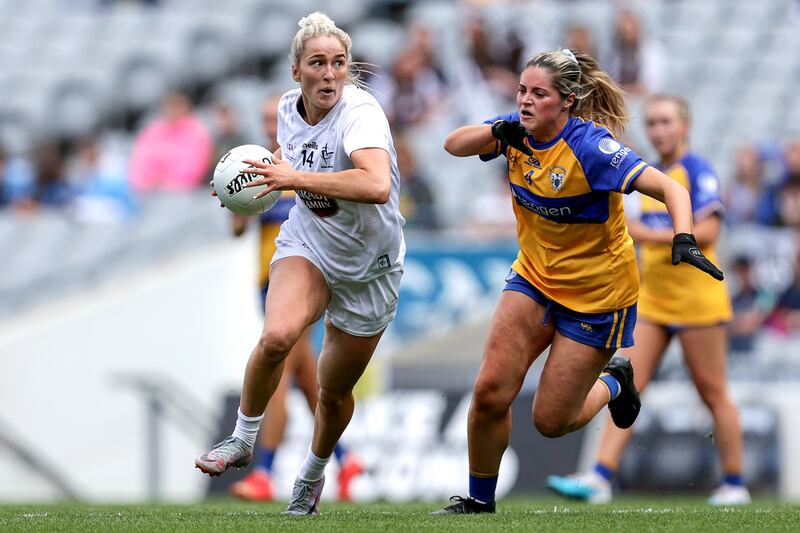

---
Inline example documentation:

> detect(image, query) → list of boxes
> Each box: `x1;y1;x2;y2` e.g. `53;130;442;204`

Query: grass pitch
1;498;798;532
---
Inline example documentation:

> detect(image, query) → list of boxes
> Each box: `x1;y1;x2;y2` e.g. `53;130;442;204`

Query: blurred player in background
433;50;723;515
196;12;405;515
226;96;363;503
547;95;750;506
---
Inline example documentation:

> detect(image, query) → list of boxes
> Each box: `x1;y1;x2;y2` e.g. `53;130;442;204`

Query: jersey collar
527;117;576;150
293;86;349;128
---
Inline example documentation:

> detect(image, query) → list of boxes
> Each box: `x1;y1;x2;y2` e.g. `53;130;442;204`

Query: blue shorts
504;271;637;349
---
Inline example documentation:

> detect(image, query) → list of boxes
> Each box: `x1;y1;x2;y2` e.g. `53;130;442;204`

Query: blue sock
469;472;498;504
724;474;744;487
257;447;276;473
594;462;615;482
599;372;621;401
333;443;347;463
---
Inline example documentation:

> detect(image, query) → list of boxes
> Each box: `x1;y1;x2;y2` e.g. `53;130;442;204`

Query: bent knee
318;387;350;410
256;328;300;363
471;378;515;420
533;412;571;438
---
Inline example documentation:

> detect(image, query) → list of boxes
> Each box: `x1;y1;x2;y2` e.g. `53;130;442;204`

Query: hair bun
298;12;333;29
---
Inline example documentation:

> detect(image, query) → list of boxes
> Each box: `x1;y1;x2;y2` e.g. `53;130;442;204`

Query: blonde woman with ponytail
197;12;405;515
434;49;723;514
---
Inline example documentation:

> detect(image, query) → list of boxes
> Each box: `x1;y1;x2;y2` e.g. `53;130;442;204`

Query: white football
213;144;281;216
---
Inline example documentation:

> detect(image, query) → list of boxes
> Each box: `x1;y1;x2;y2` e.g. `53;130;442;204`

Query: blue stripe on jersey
510;184;609;223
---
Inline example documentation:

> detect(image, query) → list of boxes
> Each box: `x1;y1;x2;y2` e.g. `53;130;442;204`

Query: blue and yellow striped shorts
504;270;637;349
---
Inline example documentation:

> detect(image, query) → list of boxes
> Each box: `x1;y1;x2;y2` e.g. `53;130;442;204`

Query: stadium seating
2;0;800;342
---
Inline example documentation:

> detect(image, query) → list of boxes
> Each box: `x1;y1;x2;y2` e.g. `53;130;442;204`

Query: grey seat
245;7;300;60
349;20;406;69
182;21;240;85
111;50;176;112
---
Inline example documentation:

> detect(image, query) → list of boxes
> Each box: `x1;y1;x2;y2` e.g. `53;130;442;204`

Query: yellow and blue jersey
258;191;295;288
638;152;732;326
482;114;647;314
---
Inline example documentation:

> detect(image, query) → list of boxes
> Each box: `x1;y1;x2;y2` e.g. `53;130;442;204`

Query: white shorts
272;225;401;337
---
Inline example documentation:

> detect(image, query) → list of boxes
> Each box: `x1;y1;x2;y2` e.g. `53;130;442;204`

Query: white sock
298;448;330;482
231;407;263;449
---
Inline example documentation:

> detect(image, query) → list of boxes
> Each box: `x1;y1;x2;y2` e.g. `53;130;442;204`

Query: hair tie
561;48;578;65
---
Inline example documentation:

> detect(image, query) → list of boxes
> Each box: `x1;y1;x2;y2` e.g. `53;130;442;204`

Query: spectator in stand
395;136;438;230
768;246;800;335
406;23;446;83
606;9;666;97
129;90;212;193
728;256;776;352
725;145;766;226
0;146;34;210
777;181;800;229
781;139;800;185
211;102;248;167
564;23;598;60
371;45;446;131
20;142;72;210
68;136;136;223
464;11;524;100
759;139;800;226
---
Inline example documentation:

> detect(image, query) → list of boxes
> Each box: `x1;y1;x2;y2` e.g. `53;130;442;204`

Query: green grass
1;498;799;532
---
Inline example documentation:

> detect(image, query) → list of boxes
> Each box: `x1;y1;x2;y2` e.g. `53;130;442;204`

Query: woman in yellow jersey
548;95;749;506
432;50;723;515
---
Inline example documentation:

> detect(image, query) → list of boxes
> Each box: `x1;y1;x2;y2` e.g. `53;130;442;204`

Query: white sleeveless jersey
276;85;406;282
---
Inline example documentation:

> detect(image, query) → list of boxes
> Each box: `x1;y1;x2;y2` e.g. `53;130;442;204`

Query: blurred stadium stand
2;0;799;360
1;0;798;300
3;0;800;503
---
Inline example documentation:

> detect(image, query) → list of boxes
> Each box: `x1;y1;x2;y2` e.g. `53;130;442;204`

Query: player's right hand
491;120;533;156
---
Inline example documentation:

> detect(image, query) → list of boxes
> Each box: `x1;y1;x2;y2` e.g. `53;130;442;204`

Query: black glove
491;120;532;156
671;233;724;280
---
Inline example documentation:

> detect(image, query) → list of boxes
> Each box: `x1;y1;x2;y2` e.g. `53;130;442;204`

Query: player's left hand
671;233;724;280
242;155;297;199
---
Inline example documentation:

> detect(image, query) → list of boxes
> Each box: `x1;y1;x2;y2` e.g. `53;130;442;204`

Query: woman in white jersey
195;12;405;515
